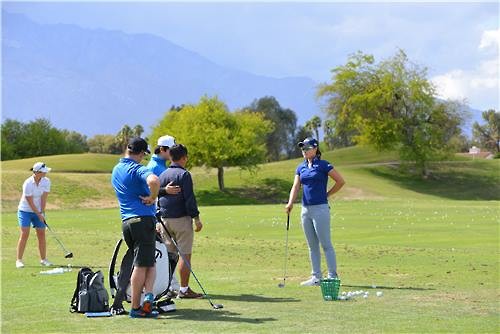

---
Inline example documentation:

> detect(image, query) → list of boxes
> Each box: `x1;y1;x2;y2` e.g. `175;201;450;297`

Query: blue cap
298;137;318;149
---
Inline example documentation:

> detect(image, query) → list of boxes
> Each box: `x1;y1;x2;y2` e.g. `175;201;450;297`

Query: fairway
2;200;498;333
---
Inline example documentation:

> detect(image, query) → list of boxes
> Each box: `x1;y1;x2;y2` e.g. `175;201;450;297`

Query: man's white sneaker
40;259;52;267
300;277;320;286
16;260;25;268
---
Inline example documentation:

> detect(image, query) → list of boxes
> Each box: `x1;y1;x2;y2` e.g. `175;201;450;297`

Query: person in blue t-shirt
285;137;345;286
146;134;182;296
146;135;175;177
111;137;160;318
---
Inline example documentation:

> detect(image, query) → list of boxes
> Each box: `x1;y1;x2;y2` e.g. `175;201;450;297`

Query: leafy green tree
473;109;500;153
150;96;272;190
1;119;26;160
244;96;297;161
25;118;67;157
61;130;88;153
317;49;466;176
87;134;115;153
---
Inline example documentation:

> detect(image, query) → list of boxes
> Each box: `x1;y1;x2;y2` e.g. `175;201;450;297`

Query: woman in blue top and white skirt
285;138;345;286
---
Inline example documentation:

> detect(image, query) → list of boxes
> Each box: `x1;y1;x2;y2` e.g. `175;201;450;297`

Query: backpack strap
108;239;123;297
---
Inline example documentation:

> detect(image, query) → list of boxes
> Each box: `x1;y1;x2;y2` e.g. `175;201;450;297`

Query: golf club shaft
44;221;72;256
157;219;219;308
281;214;290;285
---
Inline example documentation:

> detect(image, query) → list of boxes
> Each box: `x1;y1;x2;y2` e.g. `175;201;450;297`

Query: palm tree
115;125;133;151
306;116;322;142
132;124;144;138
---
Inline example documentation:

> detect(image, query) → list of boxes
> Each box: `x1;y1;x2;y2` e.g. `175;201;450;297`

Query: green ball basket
320;278;341;301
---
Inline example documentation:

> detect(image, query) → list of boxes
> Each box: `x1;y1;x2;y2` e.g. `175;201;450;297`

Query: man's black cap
127;137;151;154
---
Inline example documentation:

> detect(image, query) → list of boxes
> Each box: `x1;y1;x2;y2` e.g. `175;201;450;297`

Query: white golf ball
363;294;368;299
376;291;383;297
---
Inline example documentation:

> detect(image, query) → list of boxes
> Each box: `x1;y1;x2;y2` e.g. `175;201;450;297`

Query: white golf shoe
16;260;25;268
40;259;52;266
300;276;320;286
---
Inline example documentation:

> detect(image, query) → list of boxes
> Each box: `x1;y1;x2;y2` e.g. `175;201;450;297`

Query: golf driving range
1;147;499;333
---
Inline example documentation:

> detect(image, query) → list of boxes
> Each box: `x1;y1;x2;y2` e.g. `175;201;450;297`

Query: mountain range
2;11;484;138
2;11;319;136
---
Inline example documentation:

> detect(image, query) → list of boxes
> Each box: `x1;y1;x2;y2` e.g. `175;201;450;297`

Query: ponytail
316;148;322;159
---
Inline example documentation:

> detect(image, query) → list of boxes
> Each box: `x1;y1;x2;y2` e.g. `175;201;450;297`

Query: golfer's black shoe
110;305;129;316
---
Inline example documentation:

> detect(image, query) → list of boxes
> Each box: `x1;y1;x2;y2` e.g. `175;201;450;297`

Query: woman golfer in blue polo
285;138;345;286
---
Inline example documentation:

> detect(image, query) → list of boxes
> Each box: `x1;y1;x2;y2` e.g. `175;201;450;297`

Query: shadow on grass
197;178;293;206
207;293;300;303
368;163;500;200
163;308;277;324
343;284;435;291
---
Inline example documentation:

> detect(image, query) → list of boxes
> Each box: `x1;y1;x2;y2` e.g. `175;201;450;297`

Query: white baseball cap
31;162;51;173
157;135;176;148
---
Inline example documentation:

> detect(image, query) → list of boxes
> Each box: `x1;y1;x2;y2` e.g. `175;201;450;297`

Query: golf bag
70;267;110;313
108;235;178;313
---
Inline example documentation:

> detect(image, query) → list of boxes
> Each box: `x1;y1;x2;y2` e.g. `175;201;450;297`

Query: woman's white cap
31;162;51;173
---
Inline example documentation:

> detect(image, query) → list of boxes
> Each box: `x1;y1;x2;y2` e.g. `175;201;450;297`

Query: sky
2;1;499;111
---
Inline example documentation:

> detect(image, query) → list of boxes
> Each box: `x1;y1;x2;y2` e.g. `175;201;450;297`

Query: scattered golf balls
376;291;383;297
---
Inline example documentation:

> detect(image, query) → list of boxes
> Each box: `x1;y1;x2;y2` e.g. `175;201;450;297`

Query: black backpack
70;267;110;313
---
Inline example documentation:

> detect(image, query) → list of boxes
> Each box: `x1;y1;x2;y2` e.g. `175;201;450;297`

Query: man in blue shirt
146;135;175;176
111;137;160;318
146;134;182;296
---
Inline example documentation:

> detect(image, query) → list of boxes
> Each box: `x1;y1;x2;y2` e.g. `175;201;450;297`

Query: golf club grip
286;214;290;230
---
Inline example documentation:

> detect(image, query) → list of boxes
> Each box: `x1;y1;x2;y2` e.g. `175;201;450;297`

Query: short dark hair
169;144;188;161
154;145;169;155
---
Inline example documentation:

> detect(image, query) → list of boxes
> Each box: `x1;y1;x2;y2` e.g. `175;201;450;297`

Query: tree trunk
217;166;225;191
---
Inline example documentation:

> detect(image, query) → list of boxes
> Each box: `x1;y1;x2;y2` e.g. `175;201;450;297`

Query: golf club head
278;283;285;288
65;252;74;258
212;304;224;310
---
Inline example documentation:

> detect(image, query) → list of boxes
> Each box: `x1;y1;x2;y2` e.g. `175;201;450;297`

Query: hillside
2;146;498;212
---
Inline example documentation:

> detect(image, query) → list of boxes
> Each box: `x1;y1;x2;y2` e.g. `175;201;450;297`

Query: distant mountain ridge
2;11;319;136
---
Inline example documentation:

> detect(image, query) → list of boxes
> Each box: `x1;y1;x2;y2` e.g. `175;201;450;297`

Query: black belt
122;216;155;224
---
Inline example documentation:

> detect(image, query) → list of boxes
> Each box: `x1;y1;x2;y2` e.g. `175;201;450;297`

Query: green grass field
1;147;499;333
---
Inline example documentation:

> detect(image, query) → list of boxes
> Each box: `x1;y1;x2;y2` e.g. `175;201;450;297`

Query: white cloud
479;29;500;50
431;29;499;110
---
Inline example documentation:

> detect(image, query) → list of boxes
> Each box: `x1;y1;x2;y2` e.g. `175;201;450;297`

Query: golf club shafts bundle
44;221;73;258
157;219;223;310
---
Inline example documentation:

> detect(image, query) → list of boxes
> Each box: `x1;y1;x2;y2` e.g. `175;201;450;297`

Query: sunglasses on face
301;146;314;152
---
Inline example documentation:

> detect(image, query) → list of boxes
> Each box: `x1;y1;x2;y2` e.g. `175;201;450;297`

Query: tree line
0;118;146;160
